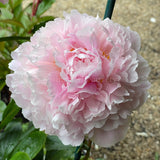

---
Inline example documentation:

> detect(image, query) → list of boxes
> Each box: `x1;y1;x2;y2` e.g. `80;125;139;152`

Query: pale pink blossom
6;10;150;147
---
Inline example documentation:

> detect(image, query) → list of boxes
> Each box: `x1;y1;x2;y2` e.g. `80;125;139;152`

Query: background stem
32;0;42;17
104;0;116;19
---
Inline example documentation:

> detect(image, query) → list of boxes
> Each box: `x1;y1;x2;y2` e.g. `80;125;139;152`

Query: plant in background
1;0;150;160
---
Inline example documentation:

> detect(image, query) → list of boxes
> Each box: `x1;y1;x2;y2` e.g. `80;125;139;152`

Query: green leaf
46;150;67;160
0;100;7;121
0;2;6;8
0;42;5;52
9;0;23;10
45;135;76;160
32;16;54;33
32;149;44;160
18;123;35;142
36;0;55;16
0;121;35;160
13;4;23;19
0;99;21;130
0;121;23;160
46;150;75;160
0;8;13;19
155;152;159;160
0;19;24;28
10;152;31;160
0;42;5;51
11;130;46;159
0;79;6;91
46;135;74;151
19;13;32;30
38;16;55;23
0;29;11;37
0;58;10;79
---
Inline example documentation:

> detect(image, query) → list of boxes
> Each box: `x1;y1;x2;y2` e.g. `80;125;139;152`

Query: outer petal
90;119;129;147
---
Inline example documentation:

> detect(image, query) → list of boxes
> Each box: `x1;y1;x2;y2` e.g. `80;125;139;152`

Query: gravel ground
24;0;160;159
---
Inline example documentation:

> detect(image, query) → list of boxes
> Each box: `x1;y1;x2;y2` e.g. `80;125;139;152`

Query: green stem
0;36;30;42
83;140;92;160
104;0;116;19
74;146;82;160
74;139;92;160
43;146;46;160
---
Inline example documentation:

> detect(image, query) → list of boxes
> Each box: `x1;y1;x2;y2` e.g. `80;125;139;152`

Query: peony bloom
6;10;150;147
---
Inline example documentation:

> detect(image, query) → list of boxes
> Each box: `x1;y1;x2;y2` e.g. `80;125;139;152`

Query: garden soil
23;0;160;159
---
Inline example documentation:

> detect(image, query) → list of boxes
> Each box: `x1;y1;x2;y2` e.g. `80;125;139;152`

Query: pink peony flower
6;10;150;147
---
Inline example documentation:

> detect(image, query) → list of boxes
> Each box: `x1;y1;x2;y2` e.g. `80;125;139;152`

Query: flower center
102;51;110;60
